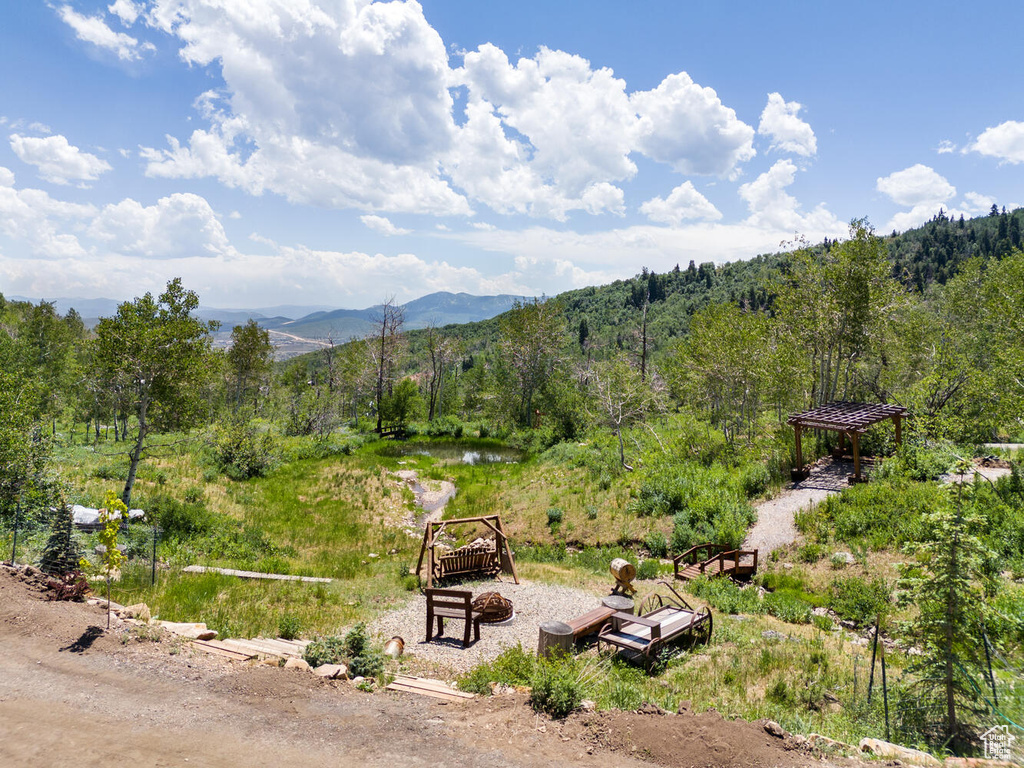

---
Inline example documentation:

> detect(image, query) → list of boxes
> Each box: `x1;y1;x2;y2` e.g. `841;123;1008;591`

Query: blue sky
2;1;1022;309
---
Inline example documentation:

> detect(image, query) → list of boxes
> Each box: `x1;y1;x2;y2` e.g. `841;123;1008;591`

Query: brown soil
0;564;862;768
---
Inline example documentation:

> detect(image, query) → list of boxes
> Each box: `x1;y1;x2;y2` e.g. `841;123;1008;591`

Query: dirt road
0;565;839;768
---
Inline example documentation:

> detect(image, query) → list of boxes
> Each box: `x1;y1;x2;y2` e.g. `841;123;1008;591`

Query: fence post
881;649;890;741
982;629;999;708
151;525;160;586
9;498;21;566
868;616;880;703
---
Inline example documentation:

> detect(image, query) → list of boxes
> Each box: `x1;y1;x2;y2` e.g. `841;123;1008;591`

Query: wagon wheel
638;593;664;616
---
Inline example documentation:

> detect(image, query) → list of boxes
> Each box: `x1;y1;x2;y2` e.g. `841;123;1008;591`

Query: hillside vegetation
2;211;1024;759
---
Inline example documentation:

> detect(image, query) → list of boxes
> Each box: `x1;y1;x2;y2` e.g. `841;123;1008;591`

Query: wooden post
793;424;804;481
537;621;573;659
837;430;846;455
893;415;902;447
851;432;862;482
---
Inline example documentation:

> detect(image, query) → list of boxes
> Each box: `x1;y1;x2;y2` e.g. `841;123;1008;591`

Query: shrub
457;644;535;695
645;530;667;558
529;655;583;719
149;494;216;538
213;419;278;480
278;615;301;641
546;507;563;527
303;635;347;667
740;463;771;499
687;576;761;615
827;575;890;626
763;591;812;624
636;559;659;580
586;504;599;521
797;542;827;563
425;416;464;438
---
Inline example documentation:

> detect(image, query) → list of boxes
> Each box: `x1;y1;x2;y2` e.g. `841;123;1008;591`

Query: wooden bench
566;606;616;640
425;588;482;648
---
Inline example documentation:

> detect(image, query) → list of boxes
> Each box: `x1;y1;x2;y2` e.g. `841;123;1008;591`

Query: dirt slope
0;565;851;768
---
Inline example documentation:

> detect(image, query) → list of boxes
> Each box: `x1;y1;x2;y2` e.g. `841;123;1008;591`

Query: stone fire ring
472;591;514;623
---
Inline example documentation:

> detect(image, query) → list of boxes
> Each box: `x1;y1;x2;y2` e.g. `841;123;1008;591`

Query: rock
579;699;596;712
676;700;692;714
808;733;853;752
832;551;856;565
284;657;311;672
352;676;365;685
762;630;788;641
313;664;347;679
782;563;794;570
763;720;788;739
637;702;667;715
368;553;379;558
119;603;151;622
157;621;215;640
859;738;941;767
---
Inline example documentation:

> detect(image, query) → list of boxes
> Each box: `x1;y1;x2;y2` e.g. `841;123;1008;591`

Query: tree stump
537;621;573;659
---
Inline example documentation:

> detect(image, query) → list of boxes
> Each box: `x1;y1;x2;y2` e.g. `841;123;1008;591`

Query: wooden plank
191;640;254;661
182;565;332;584
387;675;476;701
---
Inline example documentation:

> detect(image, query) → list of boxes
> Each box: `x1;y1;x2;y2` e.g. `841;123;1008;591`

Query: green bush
529;654;584;719
303;635;347;667
636;559;659;580
425;416;464;438
796;542;827;563
213;419;278;480
546;507;563;526
278;615;301;640
457;644;535;694
149;494;216;538
645;530;667;558
827;575;890;626
687;576;761;615
763;590;812;624
740;463;771;498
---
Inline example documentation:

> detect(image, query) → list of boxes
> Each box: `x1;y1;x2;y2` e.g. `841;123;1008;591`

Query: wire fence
3;501;162;588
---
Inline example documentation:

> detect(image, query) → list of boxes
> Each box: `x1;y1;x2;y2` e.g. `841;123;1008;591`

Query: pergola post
851;432;863;483
791;424;808;482
893;415;902;447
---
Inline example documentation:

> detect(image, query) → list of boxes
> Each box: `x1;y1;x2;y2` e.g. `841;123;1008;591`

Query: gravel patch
744;459;852;554
368;578;607;674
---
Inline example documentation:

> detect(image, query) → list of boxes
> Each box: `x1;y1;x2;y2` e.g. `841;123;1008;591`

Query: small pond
391;440;523;465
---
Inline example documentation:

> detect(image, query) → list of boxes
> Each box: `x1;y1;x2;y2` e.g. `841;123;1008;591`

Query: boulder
763;720;788;739
859;738;941;767
119;603;151;622
313;664;347;679
284;657;311;672
807;733;852;752
157;621;215;640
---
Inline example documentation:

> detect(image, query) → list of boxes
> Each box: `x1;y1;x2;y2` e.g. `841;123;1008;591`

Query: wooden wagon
598;581;712;670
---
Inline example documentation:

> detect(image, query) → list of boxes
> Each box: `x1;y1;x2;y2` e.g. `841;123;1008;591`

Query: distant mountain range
10;291;526;357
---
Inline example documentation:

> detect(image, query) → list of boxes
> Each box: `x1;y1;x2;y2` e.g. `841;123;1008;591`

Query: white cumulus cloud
640;182;721;225
108;0;143;26
961;191;996;216
361;214;410;236
88;193;233;258
738;159;836;231
969;120;1024;164
757;93;816;157
10;134;112;185
877;164;956;231
631;72;756;178
58;4;154;61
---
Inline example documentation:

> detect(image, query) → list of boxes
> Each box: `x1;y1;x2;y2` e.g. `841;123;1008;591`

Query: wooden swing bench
597;581;713;670
416;515;519;589
433;547;501;583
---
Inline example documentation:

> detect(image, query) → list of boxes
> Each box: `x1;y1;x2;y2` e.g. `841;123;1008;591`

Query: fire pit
472;591;514;623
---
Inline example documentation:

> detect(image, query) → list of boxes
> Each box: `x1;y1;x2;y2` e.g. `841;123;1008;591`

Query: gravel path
743;460;852;554
369;578;607;674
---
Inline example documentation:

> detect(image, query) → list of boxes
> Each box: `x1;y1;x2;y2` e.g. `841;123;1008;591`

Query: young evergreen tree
896;464;992;753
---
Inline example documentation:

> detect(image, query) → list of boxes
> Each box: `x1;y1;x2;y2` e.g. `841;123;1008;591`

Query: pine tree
897;464;992;753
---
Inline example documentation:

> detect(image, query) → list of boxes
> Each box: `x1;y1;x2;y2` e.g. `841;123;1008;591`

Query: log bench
425;588;482;648
566;606;616;640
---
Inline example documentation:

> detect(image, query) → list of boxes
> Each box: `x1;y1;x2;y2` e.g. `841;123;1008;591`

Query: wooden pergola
787;401;908;483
